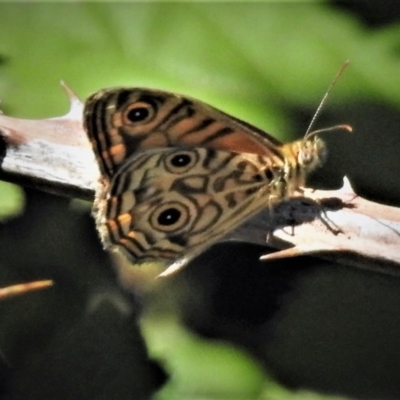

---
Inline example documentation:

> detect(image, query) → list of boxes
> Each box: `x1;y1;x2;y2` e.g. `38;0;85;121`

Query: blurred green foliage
143;316;266;399
1;2;399;399
0;181;24;221
143;315;350;400
1;3;399;127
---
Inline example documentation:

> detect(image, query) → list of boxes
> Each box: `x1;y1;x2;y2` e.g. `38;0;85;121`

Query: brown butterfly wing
95;147;285;264
84;88;285;178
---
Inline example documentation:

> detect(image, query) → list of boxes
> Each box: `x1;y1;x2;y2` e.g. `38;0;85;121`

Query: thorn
341;176;356;195
59;80;84;119
60;80;80;101
157;258;188;278
260;243;334;261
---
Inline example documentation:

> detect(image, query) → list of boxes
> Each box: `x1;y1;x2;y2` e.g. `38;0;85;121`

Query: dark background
1;2;400;399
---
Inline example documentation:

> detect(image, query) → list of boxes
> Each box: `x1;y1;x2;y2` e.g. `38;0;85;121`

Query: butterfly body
85;88;327;270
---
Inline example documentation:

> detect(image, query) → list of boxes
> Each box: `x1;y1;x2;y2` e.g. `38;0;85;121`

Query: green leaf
143;316;266;399
0;181;24;221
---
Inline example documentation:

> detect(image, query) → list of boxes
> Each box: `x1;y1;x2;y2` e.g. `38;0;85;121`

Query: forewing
84;88;285;178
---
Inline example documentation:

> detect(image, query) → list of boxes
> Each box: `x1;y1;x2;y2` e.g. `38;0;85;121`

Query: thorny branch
1;85;400;278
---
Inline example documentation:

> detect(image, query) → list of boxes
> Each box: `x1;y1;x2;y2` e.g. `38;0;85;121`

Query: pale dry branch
0;85;399;277
0;83;99;199
230;181;400;277
0;280;53;300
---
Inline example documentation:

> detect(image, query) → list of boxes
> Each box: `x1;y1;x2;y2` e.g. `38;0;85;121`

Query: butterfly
83;65;349;276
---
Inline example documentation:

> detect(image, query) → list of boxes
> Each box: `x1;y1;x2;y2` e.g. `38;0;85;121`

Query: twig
229;181;400;277
0;83;98;199
0;280;53;300
1;85;399;277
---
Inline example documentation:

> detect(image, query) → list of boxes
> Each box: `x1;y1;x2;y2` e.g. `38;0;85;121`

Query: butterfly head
297;135;327;173
297;124;352;173
291;61;351;174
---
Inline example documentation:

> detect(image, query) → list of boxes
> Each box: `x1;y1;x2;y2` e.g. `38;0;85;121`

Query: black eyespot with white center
150;202;190;232
123;101;155;124
164;149;198;174
157;208;181;226
127;107;149;122
171;153;191;167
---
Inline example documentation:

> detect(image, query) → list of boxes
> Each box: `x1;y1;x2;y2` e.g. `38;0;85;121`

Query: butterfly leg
265;201;275;242
316;201;343;235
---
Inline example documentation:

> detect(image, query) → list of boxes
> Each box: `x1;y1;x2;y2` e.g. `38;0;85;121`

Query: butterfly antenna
305;124;352;140
304;60;350;140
